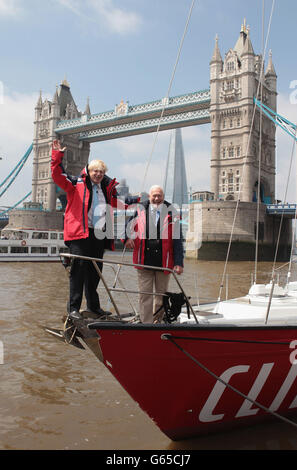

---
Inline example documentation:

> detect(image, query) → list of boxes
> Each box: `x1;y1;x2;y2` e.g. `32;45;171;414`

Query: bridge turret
209;21;276;204
32;80;90;212
84;97;91;116
265;50;277;110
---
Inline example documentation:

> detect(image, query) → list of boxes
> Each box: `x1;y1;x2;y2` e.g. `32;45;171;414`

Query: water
1;253;297;450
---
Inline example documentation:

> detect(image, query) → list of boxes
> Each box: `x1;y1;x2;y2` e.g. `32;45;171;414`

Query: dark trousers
68;229;105;312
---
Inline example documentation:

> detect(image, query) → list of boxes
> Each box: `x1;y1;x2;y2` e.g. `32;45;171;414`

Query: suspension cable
0;144;33;198
0;191;32;217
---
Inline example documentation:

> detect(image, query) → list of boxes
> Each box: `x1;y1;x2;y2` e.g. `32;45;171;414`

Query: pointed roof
35;90;42;108
265;50;277;77
84;96;91;115
241;26;254;56
233;19;254;57
58;78;77;116
61;76;70;88
52;85;59;105
210;34;223;63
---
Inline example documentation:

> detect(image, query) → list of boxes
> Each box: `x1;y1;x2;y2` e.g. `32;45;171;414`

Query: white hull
0;227;66;263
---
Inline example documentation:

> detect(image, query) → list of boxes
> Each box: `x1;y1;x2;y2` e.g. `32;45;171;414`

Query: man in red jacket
125;185;184;323
51;139;137;320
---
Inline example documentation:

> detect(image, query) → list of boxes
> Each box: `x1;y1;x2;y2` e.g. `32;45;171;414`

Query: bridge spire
84;96;91;115
52;85;59;104
210;34;222;64
265;50;277;77
61;76;70;88
35;90;42;109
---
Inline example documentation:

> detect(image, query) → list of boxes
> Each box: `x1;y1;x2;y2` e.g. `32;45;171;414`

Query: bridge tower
186;21;291;261
210;21;277;203
32;80;90;212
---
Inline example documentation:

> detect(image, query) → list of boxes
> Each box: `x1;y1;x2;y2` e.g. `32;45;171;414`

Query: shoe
86;307;112;317
69;310;83;321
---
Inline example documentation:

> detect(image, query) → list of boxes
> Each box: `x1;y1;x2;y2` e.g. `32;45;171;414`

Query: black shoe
86;307;112;318
69;310;82;321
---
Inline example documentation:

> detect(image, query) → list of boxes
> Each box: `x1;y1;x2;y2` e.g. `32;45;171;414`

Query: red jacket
129;201;184;274
51;149;131;247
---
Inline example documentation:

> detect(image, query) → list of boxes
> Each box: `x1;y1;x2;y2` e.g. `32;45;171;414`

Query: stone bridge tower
186;22;291;261
210;21;277;203
32;79;90;213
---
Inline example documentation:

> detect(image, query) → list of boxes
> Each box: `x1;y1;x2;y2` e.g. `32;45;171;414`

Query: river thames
1;253;297;450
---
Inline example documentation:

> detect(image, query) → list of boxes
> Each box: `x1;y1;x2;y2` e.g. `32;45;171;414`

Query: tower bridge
3;21;294;260
55;90;210;142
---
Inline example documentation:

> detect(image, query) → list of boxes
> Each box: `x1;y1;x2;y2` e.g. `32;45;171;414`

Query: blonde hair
88;159;108;173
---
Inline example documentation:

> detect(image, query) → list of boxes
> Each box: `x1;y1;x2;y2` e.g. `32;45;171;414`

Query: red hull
92;323;297;440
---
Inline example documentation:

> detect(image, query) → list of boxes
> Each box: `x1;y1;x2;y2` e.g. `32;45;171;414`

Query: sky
1;0;297;208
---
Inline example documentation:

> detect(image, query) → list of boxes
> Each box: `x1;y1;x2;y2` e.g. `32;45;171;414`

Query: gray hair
149;185;164;195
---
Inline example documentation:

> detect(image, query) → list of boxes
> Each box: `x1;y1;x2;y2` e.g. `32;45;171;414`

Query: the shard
163;128;188;207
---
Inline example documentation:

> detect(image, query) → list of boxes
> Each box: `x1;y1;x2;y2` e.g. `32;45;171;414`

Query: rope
141;0;196;193
162;333;297;430
153;291;190;323
162;334;291;346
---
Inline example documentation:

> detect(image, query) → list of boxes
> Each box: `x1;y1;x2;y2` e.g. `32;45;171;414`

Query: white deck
179;283;297;326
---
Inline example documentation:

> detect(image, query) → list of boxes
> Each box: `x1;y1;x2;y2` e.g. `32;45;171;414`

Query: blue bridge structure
266;204;297;218
54;89;211;142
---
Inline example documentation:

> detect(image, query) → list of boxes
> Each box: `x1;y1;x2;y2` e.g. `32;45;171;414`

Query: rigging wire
286;158;297;288
140;0;196;193
250;102;297;290
254;0;266;285
264;131;297;324
272;134;297;270
112;1;196;292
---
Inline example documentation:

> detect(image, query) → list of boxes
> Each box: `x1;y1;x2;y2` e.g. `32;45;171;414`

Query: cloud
0;0;21;16
90;0;142;34
0;90;40;207
56;0;142;35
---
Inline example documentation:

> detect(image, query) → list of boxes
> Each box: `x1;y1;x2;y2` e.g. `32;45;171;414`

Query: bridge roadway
266;204;297;218
54;89;211;142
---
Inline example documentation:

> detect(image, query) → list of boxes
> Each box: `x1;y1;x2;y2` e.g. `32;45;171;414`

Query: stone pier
185;201;292;261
